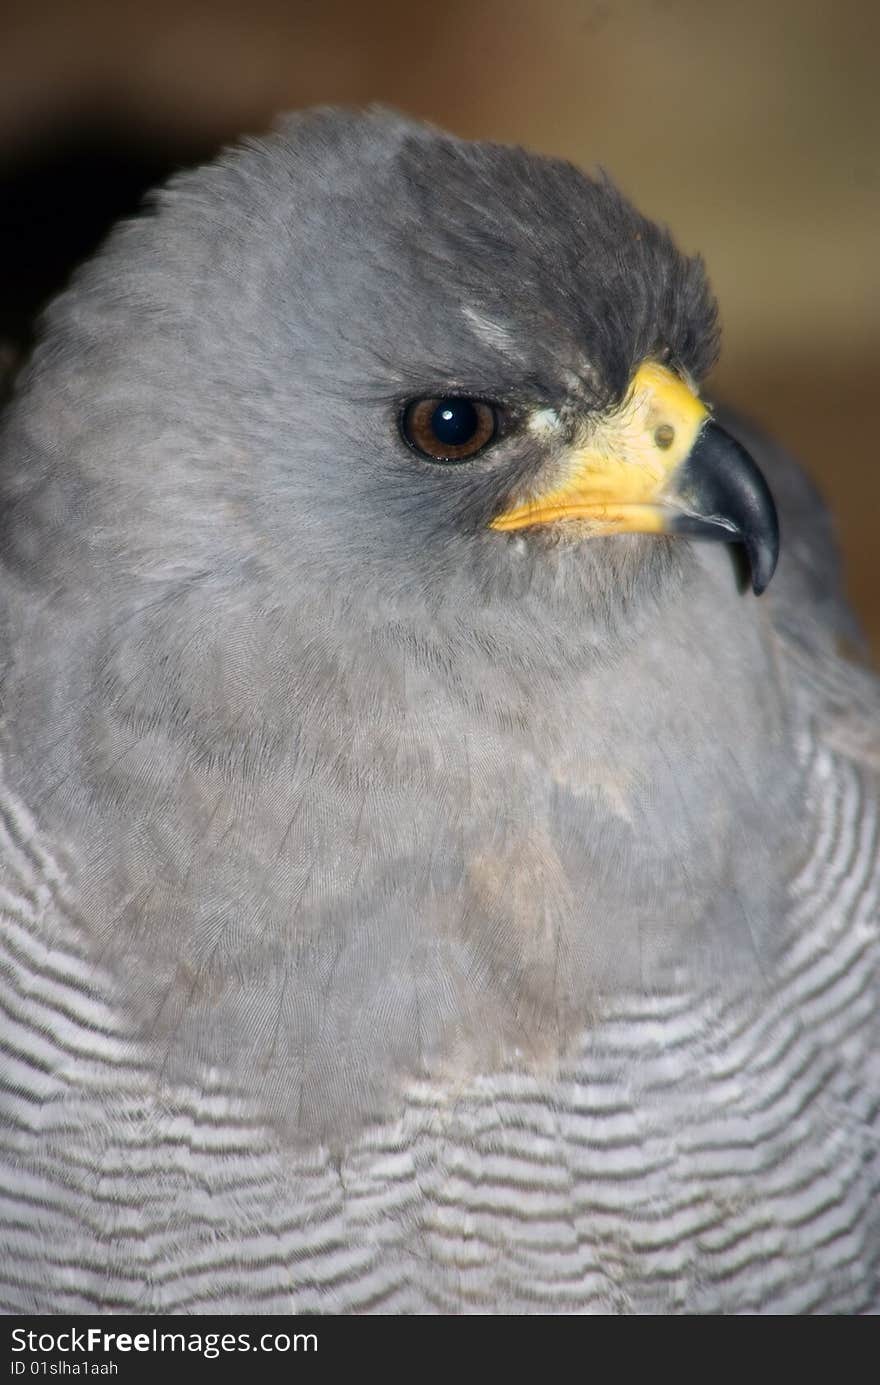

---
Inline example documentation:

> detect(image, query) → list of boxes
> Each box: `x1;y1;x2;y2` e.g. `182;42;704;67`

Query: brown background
2;0;877;654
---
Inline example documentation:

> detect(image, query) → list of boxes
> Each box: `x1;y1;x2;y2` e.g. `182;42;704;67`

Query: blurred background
1;0;877;653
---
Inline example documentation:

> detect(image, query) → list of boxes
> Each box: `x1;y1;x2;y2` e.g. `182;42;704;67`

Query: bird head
14;108;776;680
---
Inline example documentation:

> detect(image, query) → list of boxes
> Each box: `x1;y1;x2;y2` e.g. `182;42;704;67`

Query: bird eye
401;397;497;463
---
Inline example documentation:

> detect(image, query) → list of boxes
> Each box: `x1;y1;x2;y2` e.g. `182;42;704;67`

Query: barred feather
2;685;877;1314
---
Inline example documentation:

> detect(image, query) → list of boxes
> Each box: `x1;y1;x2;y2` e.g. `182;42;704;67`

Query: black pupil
431;399;479;447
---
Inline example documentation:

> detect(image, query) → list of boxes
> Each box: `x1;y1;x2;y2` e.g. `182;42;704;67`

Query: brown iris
402;397;497;463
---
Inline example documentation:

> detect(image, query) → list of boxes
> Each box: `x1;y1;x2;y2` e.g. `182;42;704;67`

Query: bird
0;107;877;1315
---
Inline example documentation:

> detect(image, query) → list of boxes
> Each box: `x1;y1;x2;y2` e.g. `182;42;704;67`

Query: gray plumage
0;108;877;1314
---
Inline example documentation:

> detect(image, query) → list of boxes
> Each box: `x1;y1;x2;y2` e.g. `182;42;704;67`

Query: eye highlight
402;397;497;463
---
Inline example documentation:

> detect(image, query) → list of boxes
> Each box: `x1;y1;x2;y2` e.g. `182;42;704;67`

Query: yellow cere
490;360;709;535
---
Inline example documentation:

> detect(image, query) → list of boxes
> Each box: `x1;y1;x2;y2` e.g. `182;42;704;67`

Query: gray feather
1;109;877;1313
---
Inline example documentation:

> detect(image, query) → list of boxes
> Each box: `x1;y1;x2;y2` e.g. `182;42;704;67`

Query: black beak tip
735;448;780;595
747;528;779;596
676;421;781;597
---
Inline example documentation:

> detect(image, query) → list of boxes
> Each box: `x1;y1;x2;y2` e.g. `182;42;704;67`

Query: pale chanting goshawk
0;109;878;1314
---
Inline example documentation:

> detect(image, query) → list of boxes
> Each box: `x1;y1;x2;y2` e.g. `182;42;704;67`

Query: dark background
2;0;877;654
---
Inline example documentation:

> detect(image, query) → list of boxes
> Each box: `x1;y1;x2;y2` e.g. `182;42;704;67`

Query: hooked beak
489;361;779;594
